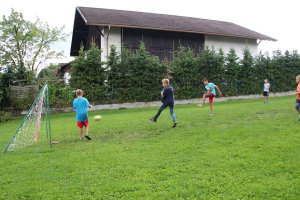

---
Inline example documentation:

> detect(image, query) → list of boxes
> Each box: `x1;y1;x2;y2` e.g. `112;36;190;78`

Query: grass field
0;96;299;199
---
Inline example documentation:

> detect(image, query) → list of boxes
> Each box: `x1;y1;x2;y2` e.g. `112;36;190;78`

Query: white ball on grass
93;115;103;121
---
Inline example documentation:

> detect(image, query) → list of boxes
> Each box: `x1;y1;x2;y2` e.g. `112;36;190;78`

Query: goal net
4;83;52;152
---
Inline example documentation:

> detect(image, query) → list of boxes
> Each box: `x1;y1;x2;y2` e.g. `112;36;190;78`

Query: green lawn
0;96;299;199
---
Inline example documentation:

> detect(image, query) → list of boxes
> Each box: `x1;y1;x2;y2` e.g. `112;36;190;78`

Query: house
70;7;276;60
56;62;72;85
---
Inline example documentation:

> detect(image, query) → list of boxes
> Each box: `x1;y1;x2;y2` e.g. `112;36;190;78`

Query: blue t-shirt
73;97;90;122
205;83;216;95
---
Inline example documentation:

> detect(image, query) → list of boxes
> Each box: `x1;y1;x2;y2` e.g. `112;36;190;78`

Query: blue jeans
153;103;176;122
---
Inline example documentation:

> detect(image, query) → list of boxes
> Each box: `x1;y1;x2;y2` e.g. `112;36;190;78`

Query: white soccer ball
93;115;103;121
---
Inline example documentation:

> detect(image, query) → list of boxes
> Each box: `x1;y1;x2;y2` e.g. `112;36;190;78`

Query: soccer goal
4;82;52;152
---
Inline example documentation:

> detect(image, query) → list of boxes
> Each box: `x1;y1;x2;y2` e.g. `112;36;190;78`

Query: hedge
3;42;300;111
69;42;300;104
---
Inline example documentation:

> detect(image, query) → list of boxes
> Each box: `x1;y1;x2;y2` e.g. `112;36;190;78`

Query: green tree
106;45;121;102
128;42;167;102
196;47;224;95
106;43;168;102
0;9;67;75
116;47;136;102
239;48;255;94
171;46;198;99
224;48;240;95
0;67;14;107
281;50;300;91
271;50;285;92
37;64;59;79
48;81;74;108
70;42;106;103
0;73;3;105
255;52;273;93
215;48;226;92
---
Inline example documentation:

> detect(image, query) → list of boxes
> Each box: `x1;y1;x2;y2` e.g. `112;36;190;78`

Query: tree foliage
70;42;300;105
0;9;68;108
171;46;198;99
37;64;58;79
106;43;168;102
224;48;240;95
171;46;300;99
70;42;106;104
0;9;67;74
239;48;256;94
106;45;122;101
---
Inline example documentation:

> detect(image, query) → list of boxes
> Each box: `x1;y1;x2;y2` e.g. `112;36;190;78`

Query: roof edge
77;6;230;24
76;7;88;23
86;22;276;41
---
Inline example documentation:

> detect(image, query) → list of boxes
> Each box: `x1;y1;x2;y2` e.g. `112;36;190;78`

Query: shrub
70;42;106;104
71;42;300;104
48;82;74;108
107;43;167;103
0;111;13;123
171;46;198;99
224;48;240;96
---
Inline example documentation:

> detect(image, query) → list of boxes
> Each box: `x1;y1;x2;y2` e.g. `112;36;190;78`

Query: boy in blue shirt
73;89;92;140
150;79;177;128
198;78;222;116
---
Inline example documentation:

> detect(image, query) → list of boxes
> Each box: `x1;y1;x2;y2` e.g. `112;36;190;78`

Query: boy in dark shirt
150;79;177;128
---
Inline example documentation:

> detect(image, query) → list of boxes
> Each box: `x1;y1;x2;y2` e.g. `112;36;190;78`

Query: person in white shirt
263;79;270;103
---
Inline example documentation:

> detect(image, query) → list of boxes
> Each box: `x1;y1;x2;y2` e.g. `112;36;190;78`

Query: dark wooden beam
96;26;104;37
74;30;88;33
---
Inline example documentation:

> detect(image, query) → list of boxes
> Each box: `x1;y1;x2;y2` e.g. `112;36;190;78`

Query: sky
1;0;300;64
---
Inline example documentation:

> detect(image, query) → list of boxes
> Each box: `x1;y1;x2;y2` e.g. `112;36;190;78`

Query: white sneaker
210;113;214;116
197;104;203;107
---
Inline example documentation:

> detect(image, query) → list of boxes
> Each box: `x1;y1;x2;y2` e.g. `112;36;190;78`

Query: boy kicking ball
150;79;177;128
295;75;300;121
198;78;222;116
73;89;92;140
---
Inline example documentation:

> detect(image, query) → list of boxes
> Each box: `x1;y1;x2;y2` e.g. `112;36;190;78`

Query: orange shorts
77;121;88;128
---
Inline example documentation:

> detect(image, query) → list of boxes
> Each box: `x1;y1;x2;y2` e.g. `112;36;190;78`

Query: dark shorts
77;121;88;128
296;99;300;110
263;91;269;97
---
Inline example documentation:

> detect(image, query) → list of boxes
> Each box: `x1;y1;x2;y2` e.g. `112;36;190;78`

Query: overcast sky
1;0;300;63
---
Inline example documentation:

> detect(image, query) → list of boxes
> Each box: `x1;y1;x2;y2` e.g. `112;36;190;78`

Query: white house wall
101;28;105;62
101;27;121;62
205;35;257;58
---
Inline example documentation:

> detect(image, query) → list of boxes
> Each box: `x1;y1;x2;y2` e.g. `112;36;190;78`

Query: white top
264;83;270;92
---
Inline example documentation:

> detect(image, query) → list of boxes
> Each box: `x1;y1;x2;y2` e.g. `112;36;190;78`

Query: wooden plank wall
10;85;39;104
123;28;205;61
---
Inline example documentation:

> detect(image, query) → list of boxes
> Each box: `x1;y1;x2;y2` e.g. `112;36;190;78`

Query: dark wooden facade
71;11;205;61
122;28;205;61
71;10;89;56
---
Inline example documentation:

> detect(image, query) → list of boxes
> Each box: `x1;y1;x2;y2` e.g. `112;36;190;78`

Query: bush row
2;42;300;111
71;42;300;104
171;47;300;98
